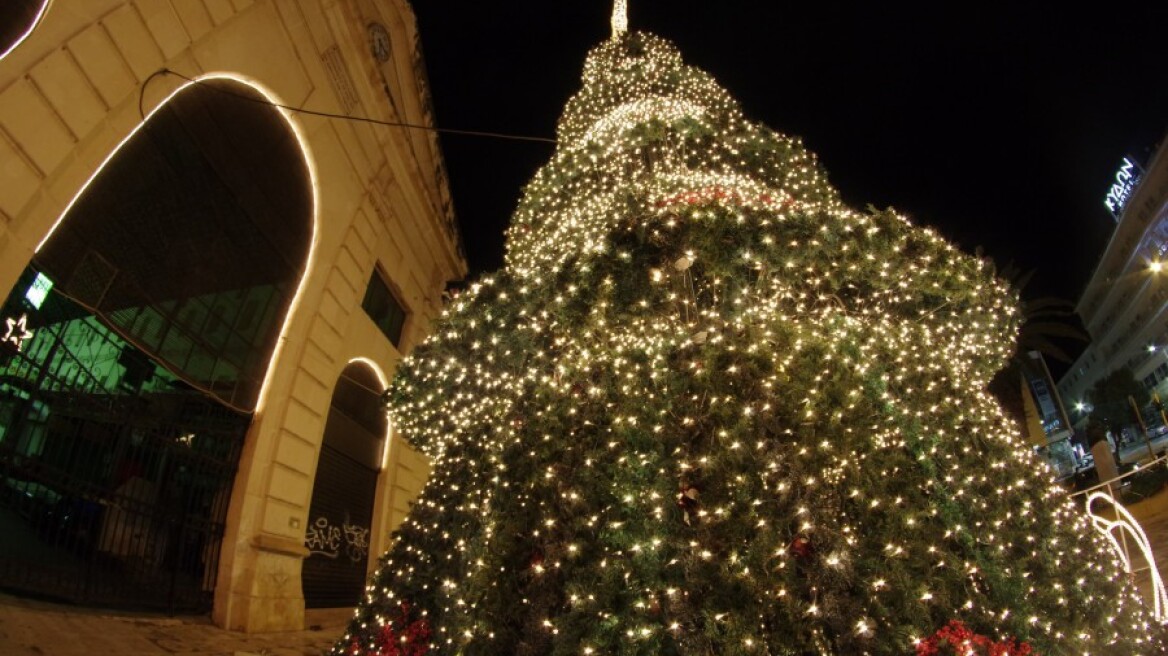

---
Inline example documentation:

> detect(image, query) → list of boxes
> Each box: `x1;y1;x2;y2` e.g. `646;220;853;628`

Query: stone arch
0;0;50;61
0;73;317;611
33;73;317;412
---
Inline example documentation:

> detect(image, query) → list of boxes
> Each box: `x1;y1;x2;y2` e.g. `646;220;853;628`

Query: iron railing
0;296;248;612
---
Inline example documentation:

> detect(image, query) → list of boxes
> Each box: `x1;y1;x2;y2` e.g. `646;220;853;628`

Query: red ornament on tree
915;620;1034;656
348;602;432;656
788;535;814;560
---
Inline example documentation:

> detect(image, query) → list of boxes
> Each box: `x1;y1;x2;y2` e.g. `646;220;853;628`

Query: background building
0;0;463;633
1059;135;1168;431
1019;351;1078;478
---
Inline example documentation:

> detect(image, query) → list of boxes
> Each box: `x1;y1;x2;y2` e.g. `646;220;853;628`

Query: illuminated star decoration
2;313;33;352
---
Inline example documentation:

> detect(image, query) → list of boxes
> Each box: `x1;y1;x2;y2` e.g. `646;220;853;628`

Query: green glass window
361;270;407;348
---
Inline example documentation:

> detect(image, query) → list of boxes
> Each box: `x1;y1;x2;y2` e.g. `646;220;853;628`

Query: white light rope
1086;491;1168;623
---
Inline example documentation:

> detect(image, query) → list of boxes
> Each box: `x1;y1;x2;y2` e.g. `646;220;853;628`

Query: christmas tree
337;6;1161;655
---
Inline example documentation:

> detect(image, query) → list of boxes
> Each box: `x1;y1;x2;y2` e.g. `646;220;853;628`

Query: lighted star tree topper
335;6;1164;656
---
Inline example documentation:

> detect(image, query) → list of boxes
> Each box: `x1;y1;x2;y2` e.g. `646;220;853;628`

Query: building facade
1019;351;1078;477
0;0;463;633
1059;136;1168;428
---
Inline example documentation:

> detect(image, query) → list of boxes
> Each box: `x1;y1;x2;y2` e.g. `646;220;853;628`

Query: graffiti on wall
305;515;369;563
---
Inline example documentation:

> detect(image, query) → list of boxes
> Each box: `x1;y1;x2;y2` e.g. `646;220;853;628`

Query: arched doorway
302;362;387;608
0;78;312;611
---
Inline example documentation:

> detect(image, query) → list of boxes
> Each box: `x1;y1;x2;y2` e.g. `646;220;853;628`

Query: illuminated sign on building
1104;156;1144;220
24;272;53;310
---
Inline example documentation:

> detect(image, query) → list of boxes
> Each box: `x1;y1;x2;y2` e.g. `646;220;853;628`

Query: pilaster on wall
370;430;431;564
0;0;464;634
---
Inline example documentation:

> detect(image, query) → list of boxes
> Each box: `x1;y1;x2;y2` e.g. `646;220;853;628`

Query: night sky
411;2;1167;306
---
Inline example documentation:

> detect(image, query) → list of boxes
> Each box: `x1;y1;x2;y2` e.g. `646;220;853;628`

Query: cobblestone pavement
0;593;344;655
1136;512;1168;603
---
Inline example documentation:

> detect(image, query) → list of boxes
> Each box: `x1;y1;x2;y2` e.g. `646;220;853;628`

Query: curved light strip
35;72;321;420
0;0;52;62
1086;490;1168;623
652;169;795;212
349;356;395;470
349;356;390;389
579;97;707;145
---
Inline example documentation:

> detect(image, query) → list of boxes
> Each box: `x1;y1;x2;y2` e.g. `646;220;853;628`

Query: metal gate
0;77;310;613
0;267;250;611
303;365;385;608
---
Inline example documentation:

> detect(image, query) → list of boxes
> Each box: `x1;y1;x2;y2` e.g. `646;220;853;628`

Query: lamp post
1072;401;1092;470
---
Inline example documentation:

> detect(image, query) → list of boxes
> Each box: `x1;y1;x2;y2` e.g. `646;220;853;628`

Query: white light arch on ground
0;0;52;62
33;72;321;418
1086;490;1168;623
347;357;394;470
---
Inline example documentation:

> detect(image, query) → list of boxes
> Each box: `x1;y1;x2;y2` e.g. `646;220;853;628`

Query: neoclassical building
1059;136;1168;424
0;0;462;633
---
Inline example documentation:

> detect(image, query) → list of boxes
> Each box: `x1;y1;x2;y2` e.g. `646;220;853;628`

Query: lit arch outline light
1085;491;1168;623
0;0;52;62
34;72;321;418
347;356;395;470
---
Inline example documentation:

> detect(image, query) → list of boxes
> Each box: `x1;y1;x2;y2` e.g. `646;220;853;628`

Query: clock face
369;23;391;63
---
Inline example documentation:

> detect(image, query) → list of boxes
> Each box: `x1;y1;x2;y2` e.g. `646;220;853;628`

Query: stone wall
0;0;463;632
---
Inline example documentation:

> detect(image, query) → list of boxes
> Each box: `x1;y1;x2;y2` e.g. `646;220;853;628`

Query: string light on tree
335;3;1164;654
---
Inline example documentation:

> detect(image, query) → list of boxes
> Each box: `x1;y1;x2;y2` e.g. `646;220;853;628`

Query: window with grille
362;269;407;348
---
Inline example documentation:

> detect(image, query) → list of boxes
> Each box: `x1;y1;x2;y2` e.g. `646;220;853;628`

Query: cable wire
149;68;559;144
